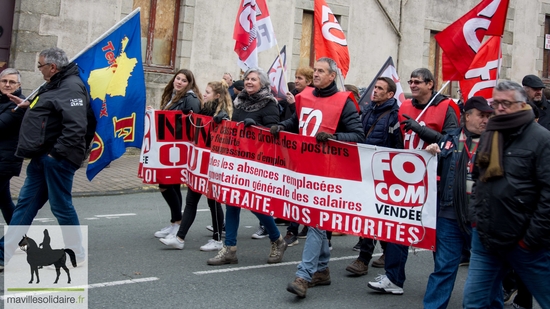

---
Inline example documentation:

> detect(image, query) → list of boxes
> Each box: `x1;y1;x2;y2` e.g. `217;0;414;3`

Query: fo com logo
372;152;427;207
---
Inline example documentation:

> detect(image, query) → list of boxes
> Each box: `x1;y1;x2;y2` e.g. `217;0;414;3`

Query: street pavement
2;154;540;308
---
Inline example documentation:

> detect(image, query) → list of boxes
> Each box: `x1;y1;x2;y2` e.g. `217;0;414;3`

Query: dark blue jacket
361;98;402;148
437;127;464;214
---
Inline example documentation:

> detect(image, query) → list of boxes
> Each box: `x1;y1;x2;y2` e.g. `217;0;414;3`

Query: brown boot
371;254;385;268
309;267;331;287
207;245;238;265
287;277;308;298
267;235;287;264
345;259;369;276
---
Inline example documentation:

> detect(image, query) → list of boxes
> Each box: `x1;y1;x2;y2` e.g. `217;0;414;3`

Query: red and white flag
435;0;509;80
268;45;288;100
233;0;276;71
358;57;405;106
314;0;350;77
459;36;501;101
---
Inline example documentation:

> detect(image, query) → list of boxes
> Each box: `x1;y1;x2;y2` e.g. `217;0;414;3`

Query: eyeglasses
0;79;20;86
407;80;426;85
490;100;522;109
37;63;51;69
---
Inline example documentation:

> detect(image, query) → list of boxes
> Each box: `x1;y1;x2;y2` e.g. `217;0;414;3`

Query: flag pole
414;80;452;122
14;7;141;111
496;36;503;82
275;43;287;91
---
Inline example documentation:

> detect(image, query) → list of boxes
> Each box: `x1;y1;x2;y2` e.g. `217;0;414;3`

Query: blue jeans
0;155;84;263
463;228;550;309
424;217;471;309
296;227;330;282
224;205;280;246
384;242;409;287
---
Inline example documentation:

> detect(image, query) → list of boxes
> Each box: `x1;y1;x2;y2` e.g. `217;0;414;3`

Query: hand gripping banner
139;110;438;250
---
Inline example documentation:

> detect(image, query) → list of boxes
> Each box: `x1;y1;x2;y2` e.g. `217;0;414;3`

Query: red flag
435;0;509;80
314;0;350;77
459;36;501;101
268;45;288;100
358;57;406;106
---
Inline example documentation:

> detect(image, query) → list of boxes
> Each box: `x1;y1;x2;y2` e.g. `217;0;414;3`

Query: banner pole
14;7;141;111
414;80;452;122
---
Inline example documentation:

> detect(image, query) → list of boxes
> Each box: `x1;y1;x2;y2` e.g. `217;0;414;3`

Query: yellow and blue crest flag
74;10;145;180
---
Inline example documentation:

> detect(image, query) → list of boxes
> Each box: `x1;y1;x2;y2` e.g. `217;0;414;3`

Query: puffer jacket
470;121;550;252
361;97;402;148
0;89;26;177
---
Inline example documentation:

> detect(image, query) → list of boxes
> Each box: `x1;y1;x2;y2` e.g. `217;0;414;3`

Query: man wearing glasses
462;80;550;308
368;68;459;295
0;47;94;270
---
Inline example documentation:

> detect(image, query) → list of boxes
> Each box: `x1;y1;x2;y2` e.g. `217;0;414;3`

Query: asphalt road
0;191;535;309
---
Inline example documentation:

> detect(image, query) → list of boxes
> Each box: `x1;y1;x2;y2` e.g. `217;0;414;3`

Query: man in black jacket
271;57;364;298
462;80;550;308
522;74;550;130
0;47;92;268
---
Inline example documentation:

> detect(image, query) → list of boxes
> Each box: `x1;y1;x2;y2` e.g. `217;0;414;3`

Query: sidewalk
10;154;158;199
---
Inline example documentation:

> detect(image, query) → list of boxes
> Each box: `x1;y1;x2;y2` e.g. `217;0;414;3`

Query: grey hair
243;68;270;88
0;68;21;83
316;57;338;74
494;80;528;103
39;47;69;69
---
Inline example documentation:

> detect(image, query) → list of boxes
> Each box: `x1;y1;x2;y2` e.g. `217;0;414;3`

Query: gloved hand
401;114;422;132
213;110;229;124
315;131;334;142
242;118;257;127
270;125;284;138
181;108;192;115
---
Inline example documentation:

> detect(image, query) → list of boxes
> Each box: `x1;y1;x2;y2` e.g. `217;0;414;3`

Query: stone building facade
1;0;549;105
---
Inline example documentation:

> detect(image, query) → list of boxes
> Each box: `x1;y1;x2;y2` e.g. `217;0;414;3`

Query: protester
224;72;235;98
280;66;314;247
152;69;202;239
231;79;244;101
462;80;550;308
160;80;232;251
345;77;401;277
0;68;25;224
522;74;549;130
367;68;459;295
423;96;493;308
272;57;365;298
0;47;95;268
207;67;287;265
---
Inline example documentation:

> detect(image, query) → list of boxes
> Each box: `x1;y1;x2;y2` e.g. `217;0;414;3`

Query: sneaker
458;255;470;266
353;238;362;251
206;225;226;237
267;235;287;263
283;232;299;247
287;277;309;298
200;239;223;251
503;288;518;304
154;224;178;238
367;275;404;295
346;259;369;276
328;240;333;251
251;225;268;239
309;267;331;287
297;226;308;238
207;246;238;265
371;254;385;268
159;234;184;250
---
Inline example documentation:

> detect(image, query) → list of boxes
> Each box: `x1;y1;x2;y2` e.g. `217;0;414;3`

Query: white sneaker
200;239;223;251
206;225;226;237
155;224;175;238
169;223;180;236
367;275;403;295
159;234;184;250
251;225;268;239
